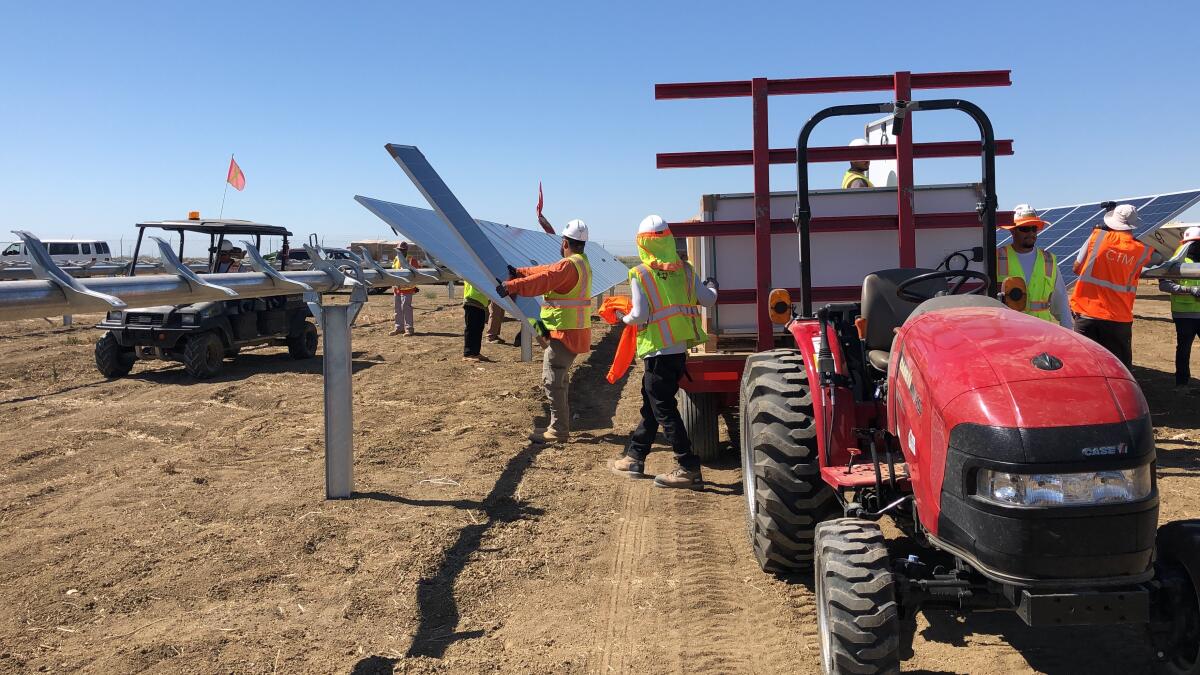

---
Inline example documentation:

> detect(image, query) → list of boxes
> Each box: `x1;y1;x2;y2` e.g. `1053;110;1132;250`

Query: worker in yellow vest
609;215;718;489
497;219;593;444
461;281;490;362
1159;226;1200;389
997;204;1072;328
842;138;874;189
389;242;420;336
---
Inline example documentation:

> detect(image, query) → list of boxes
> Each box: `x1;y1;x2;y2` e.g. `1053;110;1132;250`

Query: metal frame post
894;71;916;268
520;322;533;362
320;303;354;499
751;77;773;351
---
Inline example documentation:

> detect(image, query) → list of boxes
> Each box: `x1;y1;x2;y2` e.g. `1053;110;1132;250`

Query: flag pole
218;154;233;219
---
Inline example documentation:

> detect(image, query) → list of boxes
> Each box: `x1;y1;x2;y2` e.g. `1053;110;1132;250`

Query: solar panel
354;199;630;313
1017;190;1200;287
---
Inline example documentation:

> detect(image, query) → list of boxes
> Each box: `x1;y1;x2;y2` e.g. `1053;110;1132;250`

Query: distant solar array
998;190;1200;286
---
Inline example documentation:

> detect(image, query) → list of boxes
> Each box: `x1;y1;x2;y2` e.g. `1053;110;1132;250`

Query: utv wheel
814;518;901;675
678;390;721;461
183;332;224;379
287;321;319;359
95;332;134;378
1152;520;1200;675
740;349;838;573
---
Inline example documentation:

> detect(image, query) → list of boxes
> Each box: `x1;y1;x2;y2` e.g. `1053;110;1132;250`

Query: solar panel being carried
997;190;1200;286
354;145;630;326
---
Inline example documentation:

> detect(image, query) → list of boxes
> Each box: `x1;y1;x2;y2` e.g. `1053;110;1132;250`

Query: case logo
1081;443;1128;457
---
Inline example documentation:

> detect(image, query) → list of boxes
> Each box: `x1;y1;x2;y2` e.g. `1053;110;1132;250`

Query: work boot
405;329;415;336
654;465;703;490
485;336;503;344
389;327;403;336
608;455;645;477
529;429;567;444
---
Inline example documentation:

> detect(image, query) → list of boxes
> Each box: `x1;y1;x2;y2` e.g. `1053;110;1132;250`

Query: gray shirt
1007;248;1073;329
622;267;718;358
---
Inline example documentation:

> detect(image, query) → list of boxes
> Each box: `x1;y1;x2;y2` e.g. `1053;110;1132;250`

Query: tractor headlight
976;466;1152;507
106;310;123;322
181;314;197;326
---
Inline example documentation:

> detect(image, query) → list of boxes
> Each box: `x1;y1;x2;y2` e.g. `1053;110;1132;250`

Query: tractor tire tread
815;519;901;675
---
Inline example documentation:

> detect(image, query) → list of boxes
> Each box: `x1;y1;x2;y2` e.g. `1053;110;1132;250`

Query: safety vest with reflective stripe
841;171;874;189
629;262;707;358
997;245;1057;322
541;254;592;330
1069;229;1152;323
1169;245;1200;315
462;281;489;308
392;256;416;295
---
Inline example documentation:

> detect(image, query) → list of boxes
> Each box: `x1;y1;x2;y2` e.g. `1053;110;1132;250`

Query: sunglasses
1014;226;1039;233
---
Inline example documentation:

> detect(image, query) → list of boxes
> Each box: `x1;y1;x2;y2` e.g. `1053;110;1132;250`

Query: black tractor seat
859;269;1003;372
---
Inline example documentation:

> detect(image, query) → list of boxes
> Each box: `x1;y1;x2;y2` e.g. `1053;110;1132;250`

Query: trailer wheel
95;332;134;378
183;332;224;379
739;348;837;573
815;518;901;675
1152;520;1200;675
287;321;319;359
678;390;721;461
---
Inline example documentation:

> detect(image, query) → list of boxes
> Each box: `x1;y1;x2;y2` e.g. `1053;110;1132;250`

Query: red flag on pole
226;156;246;192
536;181;554;234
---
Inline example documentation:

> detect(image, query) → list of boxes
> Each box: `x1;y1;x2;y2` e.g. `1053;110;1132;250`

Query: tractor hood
896;305;1146;429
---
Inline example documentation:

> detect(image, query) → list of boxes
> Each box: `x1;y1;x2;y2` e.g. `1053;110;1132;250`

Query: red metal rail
655;69;1012;351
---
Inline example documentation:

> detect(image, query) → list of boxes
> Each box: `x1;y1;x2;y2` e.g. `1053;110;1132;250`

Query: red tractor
735;97;1200;673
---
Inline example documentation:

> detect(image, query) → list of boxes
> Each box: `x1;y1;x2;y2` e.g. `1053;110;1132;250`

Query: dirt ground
0;282;1196;674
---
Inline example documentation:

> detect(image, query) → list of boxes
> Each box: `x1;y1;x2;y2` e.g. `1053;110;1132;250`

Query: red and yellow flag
226;156;246;191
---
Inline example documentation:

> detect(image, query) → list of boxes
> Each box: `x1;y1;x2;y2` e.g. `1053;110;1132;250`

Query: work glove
1191;287;1200;299
507;264;521;280
495;282;510;299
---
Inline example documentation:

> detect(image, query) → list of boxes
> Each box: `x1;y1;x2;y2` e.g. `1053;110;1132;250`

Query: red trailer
658;70;1016;458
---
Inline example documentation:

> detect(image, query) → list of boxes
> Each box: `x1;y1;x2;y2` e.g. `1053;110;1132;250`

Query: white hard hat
848;138;869;147
638;214;669;234
1183;225;1200;243
218;240;234;252
1013;203;1038;219
563;219;588;242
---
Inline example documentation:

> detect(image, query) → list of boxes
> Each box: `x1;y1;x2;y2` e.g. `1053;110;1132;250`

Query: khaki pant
487;304;505;341
394;293;414;331
542;338;577;434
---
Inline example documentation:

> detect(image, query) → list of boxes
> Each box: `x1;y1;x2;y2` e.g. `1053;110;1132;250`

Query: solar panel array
997;190;1200;286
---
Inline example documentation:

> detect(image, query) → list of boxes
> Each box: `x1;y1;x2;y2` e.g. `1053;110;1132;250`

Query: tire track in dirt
595;479;651;674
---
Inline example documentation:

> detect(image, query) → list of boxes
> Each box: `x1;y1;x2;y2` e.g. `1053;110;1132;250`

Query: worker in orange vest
1069;203;1161;368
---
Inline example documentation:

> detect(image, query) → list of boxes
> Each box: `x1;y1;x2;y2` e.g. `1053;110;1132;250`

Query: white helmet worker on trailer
212;239;241;274
843;138;874;189
495;218;593;445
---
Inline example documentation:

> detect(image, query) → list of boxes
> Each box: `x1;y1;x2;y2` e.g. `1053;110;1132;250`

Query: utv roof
135;219;292;237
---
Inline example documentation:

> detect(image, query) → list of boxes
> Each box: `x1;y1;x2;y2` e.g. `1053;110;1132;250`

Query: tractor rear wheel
95;332;134;378
183;332;224;379
288;321;319;359
678;390;721;461
814;518;901;674
1152;520;1200;675
739;348;837;573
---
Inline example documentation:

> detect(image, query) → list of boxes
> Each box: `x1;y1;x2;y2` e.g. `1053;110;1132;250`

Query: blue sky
1;1;1196;257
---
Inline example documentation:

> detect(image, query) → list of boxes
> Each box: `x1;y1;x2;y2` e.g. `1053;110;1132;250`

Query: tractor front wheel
739;348;837;573
1152;520;1200;675
814;518;901;674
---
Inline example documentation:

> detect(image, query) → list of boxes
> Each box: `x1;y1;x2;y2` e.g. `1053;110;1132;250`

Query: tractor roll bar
793;99;999;317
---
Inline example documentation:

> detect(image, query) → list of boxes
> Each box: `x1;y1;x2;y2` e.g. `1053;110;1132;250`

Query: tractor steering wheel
895;269;991;304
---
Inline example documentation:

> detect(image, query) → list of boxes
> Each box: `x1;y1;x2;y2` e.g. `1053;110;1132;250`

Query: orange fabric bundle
598;296;636;384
